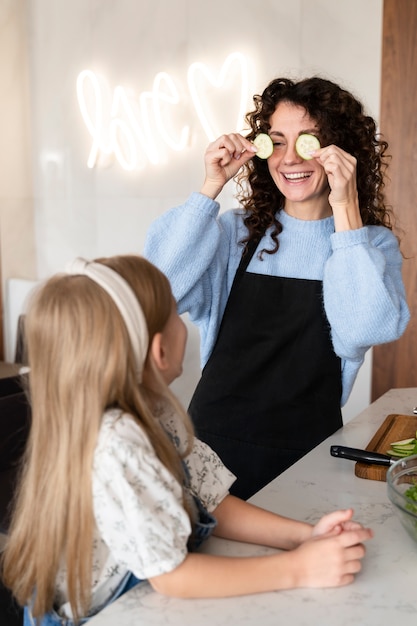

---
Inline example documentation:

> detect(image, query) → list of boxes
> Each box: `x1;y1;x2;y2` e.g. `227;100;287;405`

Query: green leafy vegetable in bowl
387;455;417;544
404;481;417;516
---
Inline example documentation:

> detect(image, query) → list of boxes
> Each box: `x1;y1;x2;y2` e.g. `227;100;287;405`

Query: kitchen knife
330;445;395;466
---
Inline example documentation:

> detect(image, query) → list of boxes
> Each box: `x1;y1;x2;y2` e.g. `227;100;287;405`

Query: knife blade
330;445;395;466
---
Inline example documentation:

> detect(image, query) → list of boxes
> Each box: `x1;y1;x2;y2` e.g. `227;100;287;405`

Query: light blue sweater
144;192;410;406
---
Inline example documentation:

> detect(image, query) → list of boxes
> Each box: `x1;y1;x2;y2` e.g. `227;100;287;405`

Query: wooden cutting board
355;413;417;481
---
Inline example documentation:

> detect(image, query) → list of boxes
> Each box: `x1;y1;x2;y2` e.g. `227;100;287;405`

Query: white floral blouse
55;404;236;617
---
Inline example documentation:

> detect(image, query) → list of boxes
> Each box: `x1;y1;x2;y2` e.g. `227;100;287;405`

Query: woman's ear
149;332;169;373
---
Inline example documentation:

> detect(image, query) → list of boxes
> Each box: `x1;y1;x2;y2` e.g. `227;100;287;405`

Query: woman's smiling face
267;101;331;218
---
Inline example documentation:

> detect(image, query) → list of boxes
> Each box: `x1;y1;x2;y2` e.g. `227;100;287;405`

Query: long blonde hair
1;255;194;622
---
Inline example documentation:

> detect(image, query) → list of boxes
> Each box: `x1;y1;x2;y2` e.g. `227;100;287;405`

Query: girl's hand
313;144;363;231
200;133;257;200
312;508;364;538
293;524;373;588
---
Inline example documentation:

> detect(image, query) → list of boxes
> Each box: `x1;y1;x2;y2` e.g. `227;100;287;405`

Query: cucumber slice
295;134;320;160
386;449;398;456
387;433;417;458
391;445;415;453
387;449;411;458
253;133;273;159
390;438;415;447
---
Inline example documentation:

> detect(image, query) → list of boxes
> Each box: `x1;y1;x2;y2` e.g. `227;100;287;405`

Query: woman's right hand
200;133;257;199
292;525;373;588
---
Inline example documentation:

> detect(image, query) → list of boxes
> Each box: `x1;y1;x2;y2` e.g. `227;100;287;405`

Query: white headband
65;257;149;381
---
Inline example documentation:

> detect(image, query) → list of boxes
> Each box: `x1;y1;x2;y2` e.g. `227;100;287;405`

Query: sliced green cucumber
387;430;417;458
391;445;416;454
295;134;320;160
253;133;273;159
390;438;415;447
387;449;412;457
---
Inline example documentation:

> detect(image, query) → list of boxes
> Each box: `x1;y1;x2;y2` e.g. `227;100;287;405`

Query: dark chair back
0;376;24;399
0;385;31;533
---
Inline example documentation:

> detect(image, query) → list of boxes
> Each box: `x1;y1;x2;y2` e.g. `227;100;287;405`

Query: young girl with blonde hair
2;255;372;625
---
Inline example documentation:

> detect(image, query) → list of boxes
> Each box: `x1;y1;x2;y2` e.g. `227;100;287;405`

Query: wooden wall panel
372;0;417;400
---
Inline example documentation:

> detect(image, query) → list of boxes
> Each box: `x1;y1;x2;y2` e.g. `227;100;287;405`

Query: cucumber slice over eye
295;134;320;160
253;133;273;159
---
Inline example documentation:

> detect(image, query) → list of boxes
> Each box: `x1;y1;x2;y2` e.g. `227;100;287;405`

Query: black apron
189;239;342;500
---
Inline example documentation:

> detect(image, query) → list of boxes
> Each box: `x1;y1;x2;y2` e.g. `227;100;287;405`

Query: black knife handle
330;445;392;466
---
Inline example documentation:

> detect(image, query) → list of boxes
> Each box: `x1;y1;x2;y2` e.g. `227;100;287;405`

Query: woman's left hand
314;145;363;231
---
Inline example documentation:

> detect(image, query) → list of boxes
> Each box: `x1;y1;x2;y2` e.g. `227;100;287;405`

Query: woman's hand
313;145;363;231
200;133;257;200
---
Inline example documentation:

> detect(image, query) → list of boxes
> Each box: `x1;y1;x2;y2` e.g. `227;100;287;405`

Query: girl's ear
149;332;168;373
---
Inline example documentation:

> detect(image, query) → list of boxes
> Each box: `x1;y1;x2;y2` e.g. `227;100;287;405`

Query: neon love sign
76;52;251;171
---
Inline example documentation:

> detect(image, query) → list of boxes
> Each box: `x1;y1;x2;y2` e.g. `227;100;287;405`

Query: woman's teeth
283;172;311;180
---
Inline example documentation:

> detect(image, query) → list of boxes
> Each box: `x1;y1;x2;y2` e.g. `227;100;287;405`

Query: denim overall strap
180;458;217;551
24;571;142;626
161;427;217;550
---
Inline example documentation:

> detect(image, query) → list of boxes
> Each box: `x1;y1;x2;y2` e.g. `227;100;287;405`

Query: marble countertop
89;388;417;626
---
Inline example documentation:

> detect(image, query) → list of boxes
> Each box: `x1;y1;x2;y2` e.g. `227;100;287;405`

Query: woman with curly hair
144;76;410;500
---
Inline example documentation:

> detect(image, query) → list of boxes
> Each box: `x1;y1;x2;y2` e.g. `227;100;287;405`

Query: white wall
0;0;36;361
3;0;384;421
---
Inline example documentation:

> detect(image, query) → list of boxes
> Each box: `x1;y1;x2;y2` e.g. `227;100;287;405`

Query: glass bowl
387;454;417;544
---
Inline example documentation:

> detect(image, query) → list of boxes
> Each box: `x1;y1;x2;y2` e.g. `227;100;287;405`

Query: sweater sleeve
323;225;409;369
323;226;409;406
144;192;225;319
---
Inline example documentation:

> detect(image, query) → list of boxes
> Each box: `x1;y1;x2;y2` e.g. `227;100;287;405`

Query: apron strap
211;237;260;344
232;237;260;287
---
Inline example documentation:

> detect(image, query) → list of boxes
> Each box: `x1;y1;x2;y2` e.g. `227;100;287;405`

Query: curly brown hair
236;76;392;256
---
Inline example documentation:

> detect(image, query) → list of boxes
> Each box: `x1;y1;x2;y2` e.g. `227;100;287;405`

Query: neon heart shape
187;52;250;142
